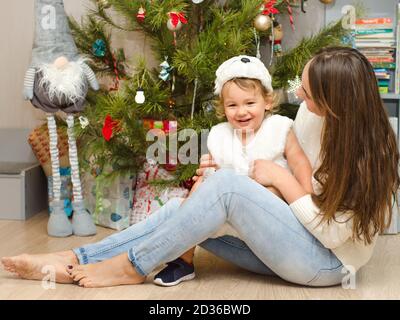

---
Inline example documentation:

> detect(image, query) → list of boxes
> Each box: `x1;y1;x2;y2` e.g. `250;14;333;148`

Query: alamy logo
145;128;257;175
41;265;56;290
41;5;56;30
341;5;356;30
341;265;356;289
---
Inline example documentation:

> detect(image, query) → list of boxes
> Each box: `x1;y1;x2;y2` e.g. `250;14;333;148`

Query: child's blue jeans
73;169;345;287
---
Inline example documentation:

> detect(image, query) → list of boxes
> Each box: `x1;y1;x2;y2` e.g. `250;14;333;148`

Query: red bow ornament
168;12;188;28
262;0;280;15
102;114;120;141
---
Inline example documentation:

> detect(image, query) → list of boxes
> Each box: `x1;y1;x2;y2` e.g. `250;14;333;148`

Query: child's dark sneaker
153;258;195;287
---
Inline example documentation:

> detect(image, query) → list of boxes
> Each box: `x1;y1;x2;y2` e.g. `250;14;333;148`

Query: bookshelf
325;0;400;233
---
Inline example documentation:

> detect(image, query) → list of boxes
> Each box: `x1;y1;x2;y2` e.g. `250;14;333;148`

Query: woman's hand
192;154;219;182
249;159;308;204
249;159;282;187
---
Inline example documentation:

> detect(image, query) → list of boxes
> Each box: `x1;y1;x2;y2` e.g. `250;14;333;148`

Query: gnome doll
23;0;99;237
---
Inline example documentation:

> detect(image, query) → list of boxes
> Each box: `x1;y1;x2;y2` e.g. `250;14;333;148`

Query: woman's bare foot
68;253;146;288
1;251;78;284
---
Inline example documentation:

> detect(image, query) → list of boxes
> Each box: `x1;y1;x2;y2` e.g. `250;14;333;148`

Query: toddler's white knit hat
214;55;273;96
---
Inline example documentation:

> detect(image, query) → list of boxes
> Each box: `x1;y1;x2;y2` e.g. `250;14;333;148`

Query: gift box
130;119;188;224
141;119;178;134
82;170;135;231
130;161;189;225
140;118;179;171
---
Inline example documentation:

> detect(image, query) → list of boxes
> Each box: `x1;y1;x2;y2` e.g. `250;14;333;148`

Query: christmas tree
69;0;349;186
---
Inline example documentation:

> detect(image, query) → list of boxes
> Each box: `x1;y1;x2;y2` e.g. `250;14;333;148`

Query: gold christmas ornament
254;14;272;32
319;0;334;4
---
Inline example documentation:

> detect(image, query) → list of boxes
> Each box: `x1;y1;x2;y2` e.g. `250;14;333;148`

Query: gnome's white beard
38;59;87;104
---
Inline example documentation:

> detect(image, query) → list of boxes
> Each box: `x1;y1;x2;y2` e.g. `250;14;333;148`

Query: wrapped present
28;123;70;177
47;167;73;217
140;119;179;171
82;170;135;231
130;161;189;225
141;119;178;134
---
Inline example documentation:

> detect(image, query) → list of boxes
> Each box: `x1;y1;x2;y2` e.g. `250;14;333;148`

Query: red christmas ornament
262;0;280;15
137;6;146;23
286;1;295;31
168;12;188;29
167;12;187;46
181;177;195;191
102;115;120;141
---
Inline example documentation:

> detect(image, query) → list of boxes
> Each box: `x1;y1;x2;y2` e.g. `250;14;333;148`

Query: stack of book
354;17;396;94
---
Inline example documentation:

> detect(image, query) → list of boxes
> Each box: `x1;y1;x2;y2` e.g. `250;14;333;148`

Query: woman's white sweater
291;102;377;271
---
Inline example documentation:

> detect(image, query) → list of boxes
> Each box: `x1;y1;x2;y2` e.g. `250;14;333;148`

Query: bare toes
72;272;87;282
79;278;88;287
81;279;93;288
5;266;16;273
1;257;14;269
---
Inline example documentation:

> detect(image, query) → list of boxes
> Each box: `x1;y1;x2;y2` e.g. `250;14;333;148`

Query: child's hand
249;159;282;187
193;154;219;182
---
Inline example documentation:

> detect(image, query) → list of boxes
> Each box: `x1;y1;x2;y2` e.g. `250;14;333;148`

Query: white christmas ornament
135;89;145;104
167;19;182;31
79;116;89;129
287;76;302;98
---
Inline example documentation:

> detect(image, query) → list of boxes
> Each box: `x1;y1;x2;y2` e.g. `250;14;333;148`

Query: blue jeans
73;169;345;287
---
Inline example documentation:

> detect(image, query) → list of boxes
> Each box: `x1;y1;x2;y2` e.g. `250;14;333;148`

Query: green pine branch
272;20;350;89
68;14;128;79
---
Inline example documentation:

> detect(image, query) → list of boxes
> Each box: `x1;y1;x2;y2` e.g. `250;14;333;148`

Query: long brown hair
308;47;399;244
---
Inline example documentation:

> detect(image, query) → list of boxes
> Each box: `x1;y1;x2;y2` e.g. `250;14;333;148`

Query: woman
2;47;399;288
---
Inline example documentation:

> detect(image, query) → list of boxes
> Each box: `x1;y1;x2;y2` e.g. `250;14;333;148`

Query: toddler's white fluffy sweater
207;114;293;174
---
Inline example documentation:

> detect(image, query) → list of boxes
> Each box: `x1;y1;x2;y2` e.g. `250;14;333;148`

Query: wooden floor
1;211;400;300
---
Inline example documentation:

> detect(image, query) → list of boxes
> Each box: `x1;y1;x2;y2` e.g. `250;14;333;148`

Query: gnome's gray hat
31;0;79;67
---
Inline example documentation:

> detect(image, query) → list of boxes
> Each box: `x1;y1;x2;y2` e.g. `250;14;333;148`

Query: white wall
1;0;39;129
0;0;326;130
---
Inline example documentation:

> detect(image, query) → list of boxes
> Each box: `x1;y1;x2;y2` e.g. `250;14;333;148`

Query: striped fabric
24;67;36;95
47;115;61;201
82;63;99;90
66;115;83;202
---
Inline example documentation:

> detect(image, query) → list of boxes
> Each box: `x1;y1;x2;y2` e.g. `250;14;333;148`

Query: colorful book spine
379;86;389;94
355;23;393;30
356;18;392;25
372;62;396;69
355;29;393;35
368;57;395;63
353;12;399;95
395;5;400;94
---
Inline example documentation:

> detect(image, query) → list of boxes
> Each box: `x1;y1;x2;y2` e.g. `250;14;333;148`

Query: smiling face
296;60;324;116
221;79;272;135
